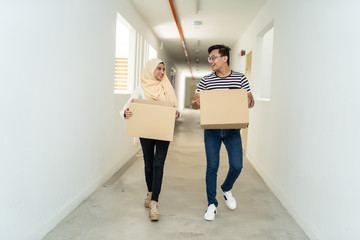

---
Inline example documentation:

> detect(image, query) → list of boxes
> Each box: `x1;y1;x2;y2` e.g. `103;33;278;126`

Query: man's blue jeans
204;129;243;207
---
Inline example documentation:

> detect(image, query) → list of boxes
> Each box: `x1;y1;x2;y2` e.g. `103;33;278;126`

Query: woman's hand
124;108;133;119
175;111;180;119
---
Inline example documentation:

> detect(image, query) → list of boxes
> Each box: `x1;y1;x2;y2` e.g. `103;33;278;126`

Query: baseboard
28;144;141;240
245;152;319;240
103;147;141;188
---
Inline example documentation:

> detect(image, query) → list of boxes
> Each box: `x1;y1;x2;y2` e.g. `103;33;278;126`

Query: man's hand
191;93;200;109
248;92;255;108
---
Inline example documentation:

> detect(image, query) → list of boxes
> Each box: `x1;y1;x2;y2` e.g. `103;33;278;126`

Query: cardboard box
200;89;249;129
126;99;176;141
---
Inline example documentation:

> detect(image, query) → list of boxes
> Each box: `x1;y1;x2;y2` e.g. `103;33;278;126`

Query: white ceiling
130;0;268;77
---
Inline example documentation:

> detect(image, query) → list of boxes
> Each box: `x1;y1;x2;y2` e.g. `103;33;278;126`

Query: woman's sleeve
176;107;182;118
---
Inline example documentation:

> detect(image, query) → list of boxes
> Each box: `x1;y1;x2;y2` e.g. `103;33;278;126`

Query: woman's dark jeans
140;138;170;202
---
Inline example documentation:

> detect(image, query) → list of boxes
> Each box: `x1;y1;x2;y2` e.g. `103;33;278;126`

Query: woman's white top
120;86;181;119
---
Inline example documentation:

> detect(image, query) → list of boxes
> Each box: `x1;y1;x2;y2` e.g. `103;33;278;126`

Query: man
192;44;255;221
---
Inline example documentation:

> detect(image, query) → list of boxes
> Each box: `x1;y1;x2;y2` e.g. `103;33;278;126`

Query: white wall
0;1;172;239
174;70;186;110
184;77;201;108
232;0;360;239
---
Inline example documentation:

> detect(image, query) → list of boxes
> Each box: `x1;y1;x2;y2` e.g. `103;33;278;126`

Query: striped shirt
196;71;251;93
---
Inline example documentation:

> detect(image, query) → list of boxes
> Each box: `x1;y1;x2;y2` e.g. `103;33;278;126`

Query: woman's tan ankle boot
144;192;152;208
149;200;160;221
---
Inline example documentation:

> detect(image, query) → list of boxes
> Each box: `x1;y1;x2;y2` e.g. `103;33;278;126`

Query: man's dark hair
208;44;231;65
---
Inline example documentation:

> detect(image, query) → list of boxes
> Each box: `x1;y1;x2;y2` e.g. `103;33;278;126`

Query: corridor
2;1;359;239
43;109;308;240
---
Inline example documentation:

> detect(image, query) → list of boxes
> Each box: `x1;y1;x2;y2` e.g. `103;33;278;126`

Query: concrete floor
43;109;309;240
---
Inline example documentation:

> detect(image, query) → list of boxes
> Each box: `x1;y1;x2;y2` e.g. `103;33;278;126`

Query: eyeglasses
207;55;223;62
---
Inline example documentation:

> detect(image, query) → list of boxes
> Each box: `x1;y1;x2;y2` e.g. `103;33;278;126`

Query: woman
120;58;180;221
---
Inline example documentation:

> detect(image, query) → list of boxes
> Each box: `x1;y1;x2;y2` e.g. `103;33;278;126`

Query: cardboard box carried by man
200;89;249;129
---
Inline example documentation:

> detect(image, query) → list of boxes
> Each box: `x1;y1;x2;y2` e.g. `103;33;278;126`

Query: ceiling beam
169;0;194;79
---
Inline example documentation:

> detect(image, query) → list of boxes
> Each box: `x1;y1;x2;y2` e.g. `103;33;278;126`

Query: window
114;13;135;94
133;38;158;88
114;13;159;93
254;21;274;100
148;44;157;60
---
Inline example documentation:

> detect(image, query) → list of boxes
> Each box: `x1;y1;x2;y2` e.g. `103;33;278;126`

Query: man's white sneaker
204;204;217;221
220;188;236;210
